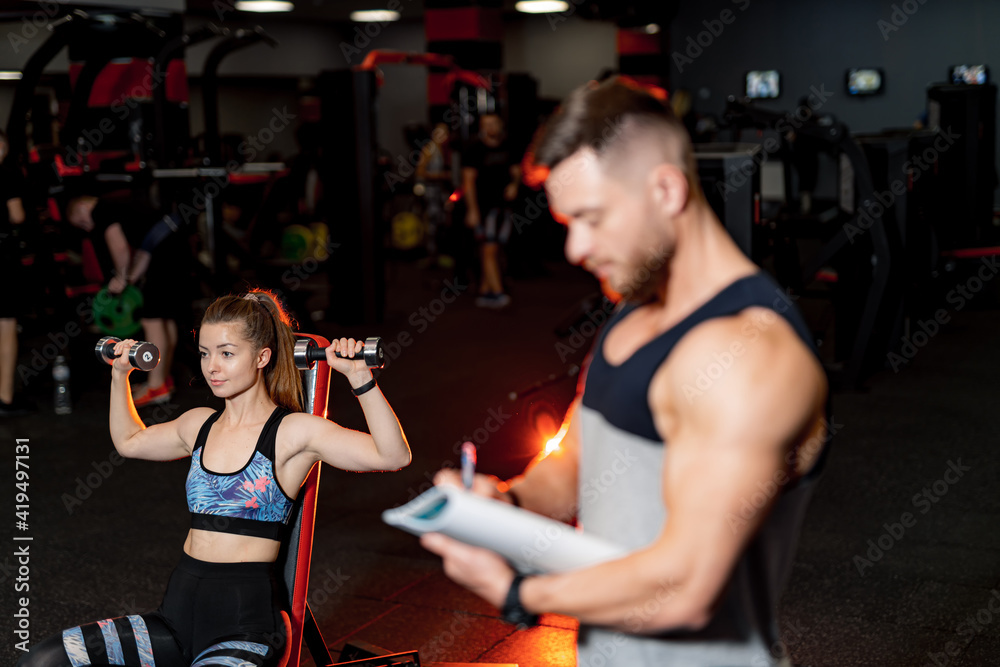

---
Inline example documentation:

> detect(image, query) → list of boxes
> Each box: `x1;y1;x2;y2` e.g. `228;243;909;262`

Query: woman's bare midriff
183;528;281;563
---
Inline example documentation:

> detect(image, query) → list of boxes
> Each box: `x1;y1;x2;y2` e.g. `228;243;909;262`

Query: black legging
17;553;287;667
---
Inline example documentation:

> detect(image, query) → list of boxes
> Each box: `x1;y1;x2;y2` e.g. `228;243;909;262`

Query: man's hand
420;533;515;609
504;182;518;201
465;208;480;229
108;275;128;295
434;469;513;503
423;470;519;610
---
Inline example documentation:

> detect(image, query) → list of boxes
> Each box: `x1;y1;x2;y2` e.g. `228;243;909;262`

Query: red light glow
541;422;569;459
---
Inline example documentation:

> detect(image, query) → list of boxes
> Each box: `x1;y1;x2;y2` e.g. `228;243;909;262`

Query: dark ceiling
1;1;414;24
0;0;675;25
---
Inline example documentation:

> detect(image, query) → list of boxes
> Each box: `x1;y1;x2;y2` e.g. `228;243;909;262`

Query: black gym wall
670;0;1000;204
0;12;619;165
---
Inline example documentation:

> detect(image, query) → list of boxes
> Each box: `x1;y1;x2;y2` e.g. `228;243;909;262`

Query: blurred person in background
0;129;31;416
66;193;197;406
462;113;521;308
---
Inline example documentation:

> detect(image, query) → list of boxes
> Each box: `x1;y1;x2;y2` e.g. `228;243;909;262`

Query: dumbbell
95;336;160;371
293;337;384;370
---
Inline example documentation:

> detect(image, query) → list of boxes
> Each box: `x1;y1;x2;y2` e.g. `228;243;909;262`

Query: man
422;79;829;666
462;112;521;308
0;129;31;416
67;193;196;407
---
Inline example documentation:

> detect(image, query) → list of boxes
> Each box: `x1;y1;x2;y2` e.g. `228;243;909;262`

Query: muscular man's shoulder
672;308;809;371
655;309;824;420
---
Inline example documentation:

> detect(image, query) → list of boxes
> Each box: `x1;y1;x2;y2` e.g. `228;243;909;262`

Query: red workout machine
278;334;423;667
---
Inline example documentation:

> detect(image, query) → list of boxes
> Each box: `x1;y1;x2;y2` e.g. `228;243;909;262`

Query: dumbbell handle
95;337;160;372
295;337;384;369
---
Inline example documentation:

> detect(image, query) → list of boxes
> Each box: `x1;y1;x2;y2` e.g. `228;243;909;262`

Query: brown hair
201;289;303;412
526;77;702;199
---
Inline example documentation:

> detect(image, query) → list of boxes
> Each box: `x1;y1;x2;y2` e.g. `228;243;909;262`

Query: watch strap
501;574;539;629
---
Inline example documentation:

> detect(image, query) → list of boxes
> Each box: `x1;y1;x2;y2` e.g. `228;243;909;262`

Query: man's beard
603;245;673;304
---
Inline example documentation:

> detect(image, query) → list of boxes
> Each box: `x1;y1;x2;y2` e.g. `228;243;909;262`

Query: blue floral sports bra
186;406;296;541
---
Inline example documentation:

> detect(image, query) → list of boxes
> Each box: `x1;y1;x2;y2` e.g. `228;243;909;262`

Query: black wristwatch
501;574;539;629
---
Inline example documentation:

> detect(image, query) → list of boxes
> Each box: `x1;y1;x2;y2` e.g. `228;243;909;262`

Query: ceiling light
644;23;660;34
515;1;570;14
350;10;401;22
234;1;295;12
0;71;23;81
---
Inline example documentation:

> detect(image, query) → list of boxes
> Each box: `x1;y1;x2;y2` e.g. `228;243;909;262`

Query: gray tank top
576;273;827;667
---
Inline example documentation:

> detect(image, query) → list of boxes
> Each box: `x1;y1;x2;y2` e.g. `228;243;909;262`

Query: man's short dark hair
528;78;699;196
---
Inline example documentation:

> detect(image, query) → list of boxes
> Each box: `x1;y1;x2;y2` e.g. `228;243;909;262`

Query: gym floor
2;255;999;667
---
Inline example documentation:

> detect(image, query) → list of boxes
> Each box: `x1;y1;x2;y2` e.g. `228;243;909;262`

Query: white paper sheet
382;485;627;575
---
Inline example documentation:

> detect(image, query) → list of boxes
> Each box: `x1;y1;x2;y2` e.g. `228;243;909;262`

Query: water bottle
53;355;72;415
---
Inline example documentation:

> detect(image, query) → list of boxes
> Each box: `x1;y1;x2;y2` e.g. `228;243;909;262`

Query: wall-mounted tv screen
846;68;884;95
745;70;780;99
950;64;988;85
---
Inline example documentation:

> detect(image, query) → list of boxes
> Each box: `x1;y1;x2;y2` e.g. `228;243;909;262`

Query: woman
416;122;452;260
18;290;411;667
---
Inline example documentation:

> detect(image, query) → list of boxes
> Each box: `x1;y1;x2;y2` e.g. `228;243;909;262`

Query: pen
461;441;476;490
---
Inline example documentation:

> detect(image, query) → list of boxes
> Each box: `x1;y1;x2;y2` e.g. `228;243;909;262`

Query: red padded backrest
277;333;331;667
